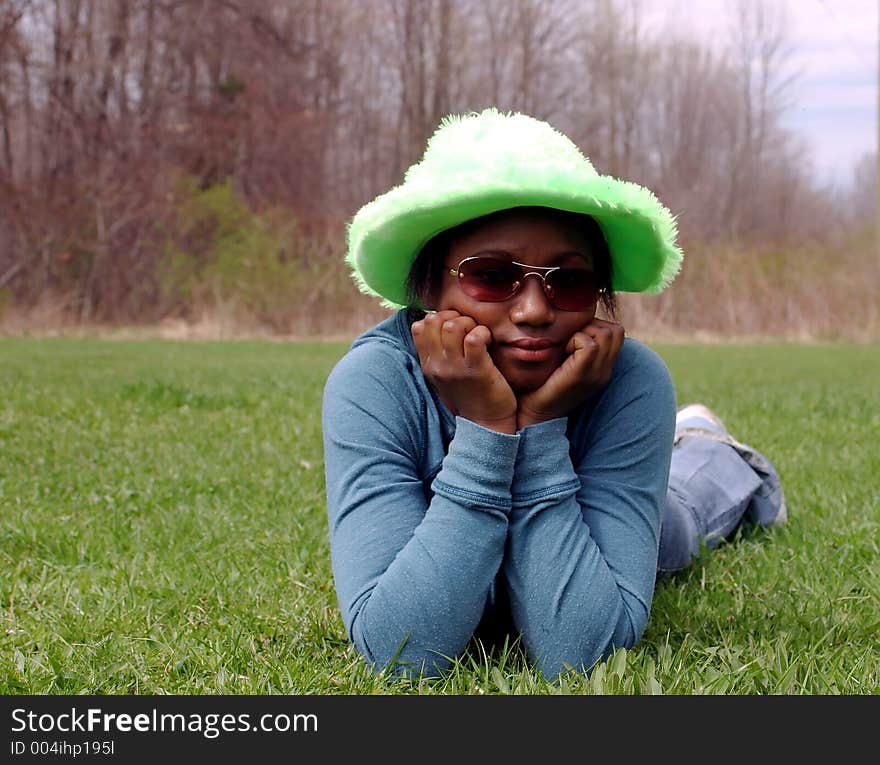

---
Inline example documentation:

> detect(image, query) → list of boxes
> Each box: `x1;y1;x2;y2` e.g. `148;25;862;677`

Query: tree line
0;0;875;336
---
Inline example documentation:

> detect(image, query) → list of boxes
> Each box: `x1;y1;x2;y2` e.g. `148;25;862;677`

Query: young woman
322;109;786;680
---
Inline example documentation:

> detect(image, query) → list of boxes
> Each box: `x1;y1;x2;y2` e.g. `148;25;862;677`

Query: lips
500;337;559;363
507;338;555;350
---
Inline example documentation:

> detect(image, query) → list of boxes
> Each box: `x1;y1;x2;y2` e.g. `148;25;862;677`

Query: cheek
560;310;597;335
432;277;461;312
435;287;502;328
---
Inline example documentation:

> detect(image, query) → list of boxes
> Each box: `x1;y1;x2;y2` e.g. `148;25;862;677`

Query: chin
504;367;554;395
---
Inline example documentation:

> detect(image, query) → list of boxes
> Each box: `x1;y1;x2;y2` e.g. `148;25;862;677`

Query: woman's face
433;210;598;394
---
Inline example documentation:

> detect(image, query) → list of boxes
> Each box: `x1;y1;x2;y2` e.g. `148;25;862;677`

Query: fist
412;311;517;434
517;318;625;429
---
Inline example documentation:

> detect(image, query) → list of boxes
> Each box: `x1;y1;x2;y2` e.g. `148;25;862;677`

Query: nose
510;273;555;325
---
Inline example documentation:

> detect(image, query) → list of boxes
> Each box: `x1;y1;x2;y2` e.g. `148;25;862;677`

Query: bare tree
723;0;794;240
850;152;878;227
0;0;867;335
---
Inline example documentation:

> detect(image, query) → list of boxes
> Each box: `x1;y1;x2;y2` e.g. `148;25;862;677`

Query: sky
638;0;878;189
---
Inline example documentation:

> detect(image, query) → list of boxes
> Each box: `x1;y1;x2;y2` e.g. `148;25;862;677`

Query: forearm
346;496;509;677
328;418;520;677
504;419;655;679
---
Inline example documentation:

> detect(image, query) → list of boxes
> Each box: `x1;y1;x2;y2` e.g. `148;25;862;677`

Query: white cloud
637;0;878;184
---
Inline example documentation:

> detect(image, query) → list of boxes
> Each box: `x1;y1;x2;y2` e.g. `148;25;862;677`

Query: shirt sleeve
321;343;521;677
503;341;676;679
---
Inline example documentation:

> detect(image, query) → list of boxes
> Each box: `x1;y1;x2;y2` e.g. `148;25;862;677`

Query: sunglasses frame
448;256;599;311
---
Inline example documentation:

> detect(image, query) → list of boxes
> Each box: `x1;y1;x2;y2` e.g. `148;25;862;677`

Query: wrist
517;400;559;430
469;415;517;435
517;412;549;430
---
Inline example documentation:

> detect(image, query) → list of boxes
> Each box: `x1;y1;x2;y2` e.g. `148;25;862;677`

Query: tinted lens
545;268;599;311
457;258;520;302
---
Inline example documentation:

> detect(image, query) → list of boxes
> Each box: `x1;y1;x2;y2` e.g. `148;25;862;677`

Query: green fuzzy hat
346;108;683;308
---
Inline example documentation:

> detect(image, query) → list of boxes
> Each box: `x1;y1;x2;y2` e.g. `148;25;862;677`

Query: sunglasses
449;256;600;311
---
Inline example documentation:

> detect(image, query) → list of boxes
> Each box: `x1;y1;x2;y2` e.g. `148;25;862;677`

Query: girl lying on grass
321;108;786;680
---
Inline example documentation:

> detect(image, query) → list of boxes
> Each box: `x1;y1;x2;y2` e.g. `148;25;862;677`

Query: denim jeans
657;416;787;576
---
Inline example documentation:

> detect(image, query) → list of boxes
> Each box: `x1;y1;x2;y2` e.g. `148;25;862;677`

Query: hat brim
347;153;682;308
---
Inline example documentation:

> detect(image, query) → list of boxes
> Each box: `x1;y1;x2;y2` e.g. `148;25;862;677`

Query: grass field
1;336;877;694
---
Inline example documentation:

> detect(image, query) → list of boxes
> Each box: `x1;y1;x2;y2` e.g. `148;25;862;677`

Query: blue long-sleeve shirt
321;309;676;679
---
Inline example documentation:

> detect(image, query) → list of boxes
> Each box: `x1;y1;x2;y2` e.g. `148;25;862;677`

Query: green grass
1;337;877;694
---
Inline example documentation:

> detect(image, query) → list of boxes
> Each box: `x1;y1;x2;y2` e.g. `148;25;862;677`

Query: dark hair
405;206;617;318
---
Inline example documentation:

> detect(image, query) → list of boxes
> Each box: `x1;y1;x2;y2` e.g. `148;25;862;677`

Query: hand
516;318;625;430
412;310;518;434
